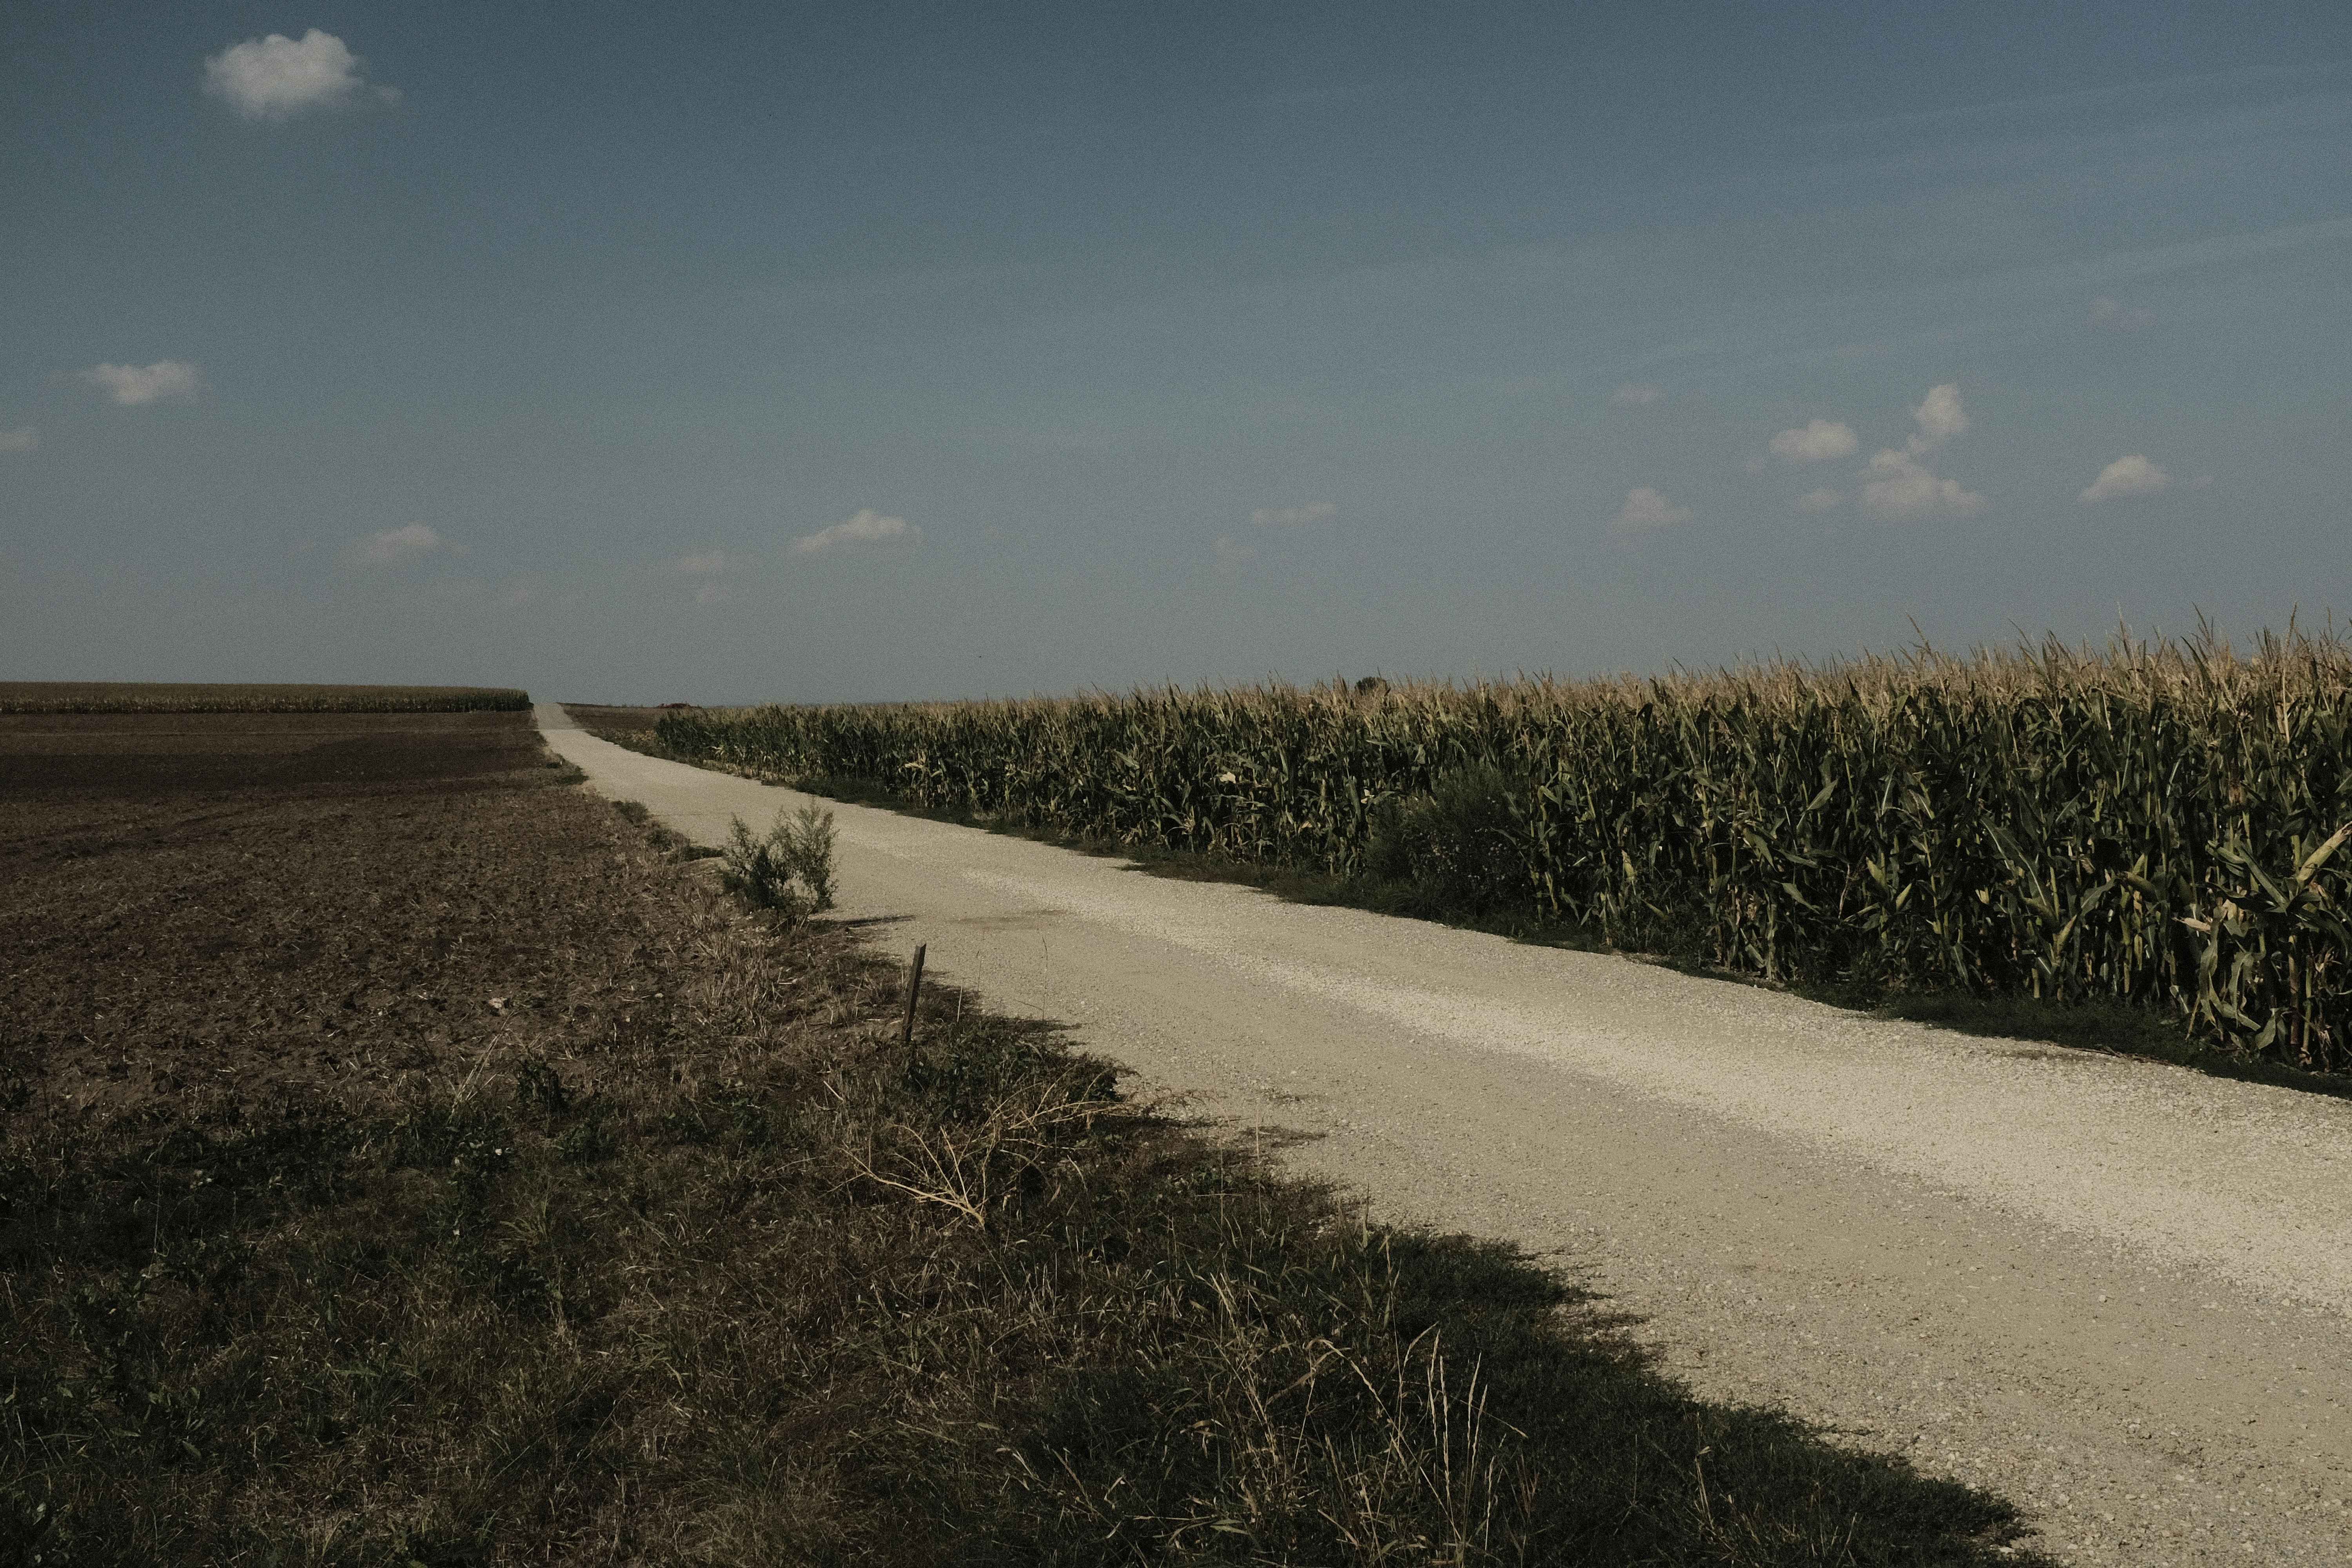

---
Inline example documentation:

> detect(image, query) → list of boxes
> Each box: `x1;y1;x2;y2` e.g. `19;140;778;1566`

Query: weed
1364;763;1529;918
612;797;720;861
515;1055;570;1114
720;802;837;923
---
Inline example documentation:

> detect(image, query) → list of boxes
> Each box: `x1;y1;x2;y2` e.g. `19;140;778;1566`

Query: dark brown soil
0;682;530;714
0;711;668;1119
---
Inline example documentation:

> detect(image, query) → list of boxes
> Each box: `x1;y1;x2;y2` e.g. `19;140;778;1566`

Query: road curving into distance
537;703;2352;1563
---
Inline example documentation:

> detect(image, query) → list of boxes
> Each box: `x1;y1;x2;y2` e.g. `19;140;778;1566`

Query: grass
0;682;532;713
613;797;722;862
0;723;2050;1564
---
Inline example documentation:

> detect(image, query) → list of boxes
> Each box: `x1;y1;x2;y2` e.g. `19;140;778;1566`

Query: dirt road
538;704;2352;1562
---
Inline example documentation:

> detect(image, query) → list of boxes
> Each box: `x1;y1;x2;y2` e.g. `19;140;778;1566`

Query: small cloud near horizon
1794;487;1842;512
205;30;398;121
350;523;444;564
790;508;920;555
1858;384;1985;519
1250;501;1336;526
81;360;200;405
0;428;36;453
1213;535;1258;571
1861;451;1987;519
1611;486;1691;539
1905;383;1967;454
2079;455;2172;503
1612;385;1662;406
1769;419;1858;465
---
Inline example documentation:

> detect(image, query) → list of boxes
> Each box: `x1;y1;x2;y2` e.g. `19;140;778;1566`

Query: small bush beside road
720;802;838;921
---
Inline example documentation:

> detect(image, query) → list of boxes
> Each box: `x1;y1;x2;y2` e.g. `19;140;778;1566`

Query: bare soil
0;712;640;1119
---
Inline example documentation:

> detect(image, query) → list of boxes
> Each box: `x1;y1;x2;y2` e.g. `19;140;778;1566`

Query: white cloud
1853;384;1985;519
2079;455;2171;503
80;360;200;405
0;428;36;453
1769;419;1858;465
204;29;396;121
2088;296;2156;332
1794;487;1842;513
1213;534;1258;571
1612;486;1691;537
1612;385;1662;406
1860;450;1987;519
351;523;443;564
1906;383;1968;454
1250;500;1337;527
789;508;920;555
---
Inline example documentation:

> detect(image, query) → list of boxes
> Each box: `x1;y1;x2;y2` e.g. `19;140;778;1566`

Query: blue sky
4;3;2348;701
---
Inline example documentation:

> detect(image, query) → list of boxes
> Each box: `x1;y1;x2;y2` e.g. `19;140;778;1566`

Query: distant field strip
0;682;532;713
655;634;2352;1073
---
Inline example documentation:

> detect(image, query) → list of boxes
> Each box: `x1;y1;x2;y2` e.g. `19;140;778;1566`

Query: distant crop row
657;633;2352;1073
0;683;532;714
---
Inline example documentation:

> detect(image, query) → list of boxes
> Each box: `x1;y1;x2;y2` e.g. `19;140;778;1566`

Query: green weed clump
720;802;838;921
1365;763;1527;918
658;628;2352;1074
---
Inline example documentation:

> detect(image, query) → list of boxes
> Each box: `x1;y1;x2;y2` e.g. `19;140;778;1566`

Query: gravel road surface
539;704;2352;1562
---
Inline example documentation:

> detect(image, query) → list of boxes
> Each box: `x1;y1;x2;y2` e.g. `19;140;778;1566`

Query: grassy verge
0;716;2050;1563
583;724;2352;1102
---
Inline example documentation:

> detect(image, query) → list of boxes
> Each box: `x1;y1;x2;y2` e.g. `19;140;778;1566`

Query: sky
4;2;2349;703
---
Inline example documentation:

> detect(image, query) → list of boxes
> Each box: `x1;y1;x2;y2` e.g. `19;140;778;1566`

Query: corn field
657;632;2352;1073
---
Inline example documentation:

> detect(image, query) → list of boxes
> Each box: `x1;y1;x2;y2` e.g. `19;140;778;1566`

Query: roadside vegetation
1;706;2044;1562
624;627;2352;1083
0;682;531;713
719;802;839;922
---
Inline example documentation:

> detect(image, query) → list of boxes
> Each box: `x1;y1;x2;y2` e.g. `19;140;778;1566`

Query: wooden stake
899;943;927;1063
